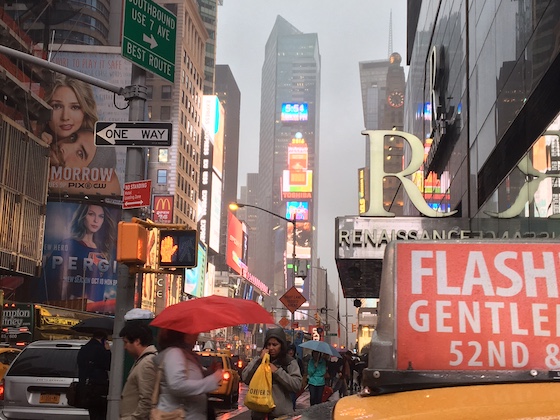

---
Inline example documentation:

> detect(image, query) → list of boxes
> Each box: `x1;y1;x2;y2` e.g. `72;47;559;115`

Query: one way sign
95;121;172;147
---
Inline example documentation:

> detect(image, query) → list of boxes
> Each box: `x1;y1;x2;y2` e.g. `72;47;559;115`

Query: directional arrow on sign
95;121;172;147
143;34;158;49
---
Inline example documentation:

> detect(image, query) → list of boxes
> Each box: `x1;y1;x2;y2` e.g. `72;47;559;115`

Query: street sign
122;0;177;82
279;317;290;328
123;180;151;209
327;333;338;336
95;122;172;146
279;286;306;314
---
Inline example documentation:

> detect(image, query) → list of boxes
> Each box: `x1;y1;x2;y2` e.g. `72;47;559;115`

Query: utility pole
107;65;147;420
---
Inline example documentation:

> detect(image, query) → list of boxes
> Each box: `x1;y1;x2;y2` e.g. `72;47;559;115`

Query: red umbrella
150;295;274;334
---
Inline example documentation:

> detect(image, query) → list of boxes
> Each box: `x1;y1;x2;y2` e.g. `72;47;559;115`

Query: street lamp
228;202;297;288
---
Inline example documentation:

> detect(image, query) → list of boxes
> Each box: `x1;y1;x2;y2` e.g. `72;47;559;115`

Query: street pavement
217;385;339;420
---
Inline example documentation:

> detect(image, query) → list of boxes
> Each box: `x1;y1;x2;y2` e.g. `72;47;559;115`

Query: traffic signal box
117;222;148;264
158;229;198;268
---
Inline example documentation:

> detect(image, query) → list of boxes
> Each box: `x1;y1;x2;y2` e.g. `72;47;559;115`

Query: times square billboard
281;133;313;300
15;50;132;312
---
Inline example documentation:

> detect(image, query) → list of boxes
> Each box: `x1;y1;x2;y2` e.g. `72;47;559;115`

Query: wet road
215;383;338;420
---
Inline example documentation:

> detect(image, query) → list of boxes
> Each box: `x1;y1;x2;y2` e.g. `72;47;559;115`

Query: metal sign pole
106;65;147;420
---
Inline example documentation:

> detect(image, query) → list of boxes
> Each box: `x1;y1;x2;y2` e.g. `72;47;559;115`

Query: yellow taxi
197;349;240;407
332;240;560;419
0;347;20;378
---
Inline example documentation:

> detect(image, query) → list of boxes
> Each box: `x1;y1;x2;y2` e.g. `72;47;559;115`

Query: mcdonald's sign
153;195;174;223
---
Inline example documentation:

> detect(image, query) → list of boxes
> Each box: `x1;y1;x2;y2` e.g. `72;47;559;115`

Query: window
161;106;171;120
162;85;172;100
157;169;168;184
158;149;169;162
146;86;153;100
147;106;152;120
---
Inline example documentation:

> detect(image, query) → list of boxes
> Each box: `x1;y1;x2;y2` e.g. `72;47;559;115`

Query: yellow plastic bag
244;353;275;412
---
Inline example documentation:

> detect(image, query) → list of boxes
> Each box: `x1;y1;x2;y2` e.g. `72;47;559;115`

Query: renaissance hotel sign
335;129;560;299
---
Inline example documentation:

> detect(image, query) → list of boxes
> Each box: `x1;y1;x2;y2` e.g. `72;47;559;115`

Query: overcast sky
215;1;408;325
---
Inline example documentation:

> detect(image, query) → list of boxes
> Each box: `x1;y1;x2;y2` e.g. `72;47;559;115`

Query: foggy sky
215;0;408;329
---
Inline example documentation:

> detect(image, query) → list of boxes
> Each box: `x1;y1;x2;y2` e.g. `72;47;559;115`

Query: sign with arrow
123;179;151;209
95;121;172;146
122;0;177;83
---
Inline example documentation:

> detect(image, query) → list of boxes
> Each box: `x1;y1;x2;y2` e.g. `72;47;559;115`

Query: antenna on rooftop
388;9;393;57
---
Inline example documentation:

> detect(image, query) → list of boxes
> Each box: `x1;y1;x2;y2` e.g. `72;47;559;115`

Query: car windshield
199;355;222;369
7;348;79;378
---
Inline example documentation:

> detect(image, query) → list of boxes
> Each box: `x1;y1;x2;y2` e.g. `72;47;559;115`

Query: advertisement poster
41;52;130;199
396;242;560;371
37;202;121;310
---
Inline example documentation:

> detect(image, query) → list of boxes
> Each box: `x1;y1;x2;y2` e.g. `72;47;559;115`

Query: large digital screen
286;202;309;221
281;103;308;122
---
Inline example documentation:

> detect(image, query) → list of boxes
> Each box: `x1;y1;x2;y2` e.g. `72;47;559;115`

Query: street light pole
229;202;297;289
229;202;298;342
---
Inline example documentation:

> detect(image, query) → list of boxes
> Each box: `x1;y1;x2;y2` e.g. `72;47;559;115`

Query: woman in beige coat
119;322;158;419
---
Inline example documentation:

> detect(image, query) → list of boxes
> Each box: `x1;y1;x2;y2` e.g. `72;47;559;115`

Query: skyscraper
253;16;321;310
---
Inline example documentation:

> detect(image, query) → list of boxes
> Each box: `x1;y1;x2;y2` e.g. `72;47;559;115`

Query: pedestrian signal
158;229;198;268
117;222;148;264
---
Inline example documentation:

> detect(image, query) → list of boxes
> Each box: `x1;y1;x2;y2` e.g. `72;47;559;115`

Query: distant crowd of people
75;324;365;420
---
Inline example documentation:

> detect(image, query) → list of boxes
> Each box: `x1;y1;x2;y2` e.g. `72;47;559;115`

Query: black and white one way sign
95;122;172;146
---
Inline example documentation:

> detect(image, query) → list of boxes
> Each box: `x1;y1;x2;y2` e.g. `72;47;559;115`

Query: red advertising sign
153;195;174;223
123;180;151;209
226;211;244;275
396;242;560;371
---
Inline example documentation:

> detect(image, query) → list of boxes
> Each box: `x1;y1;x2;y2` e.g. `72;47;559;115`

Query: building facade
335;0;560;300
251;16;321;313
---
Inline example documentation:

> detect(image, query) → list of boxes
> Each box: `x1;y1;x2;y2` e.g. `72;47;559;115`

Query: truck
1;302;113;347
334;240;560;418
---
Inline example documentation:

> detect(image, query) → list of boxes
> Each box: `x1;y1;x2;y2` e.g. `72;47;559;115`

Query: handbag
66;381;90;409
244;353;275;413
150;363;185;420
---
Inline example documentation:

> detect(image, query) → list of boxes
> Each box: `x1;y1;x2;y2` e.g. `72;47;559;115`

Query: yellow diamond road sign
280;286;307;313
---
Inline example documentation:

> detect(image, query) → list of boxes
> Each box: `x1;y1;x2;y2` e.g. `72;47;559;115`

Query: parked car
0;340;89;419
197;349;240;408
0;347;20;379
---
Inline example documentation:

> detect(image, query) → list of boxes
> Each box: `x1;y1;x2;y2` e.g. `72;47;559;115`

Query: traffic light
158;229;198;268
117;222;148;264
352;323;357;333
314;312;321;326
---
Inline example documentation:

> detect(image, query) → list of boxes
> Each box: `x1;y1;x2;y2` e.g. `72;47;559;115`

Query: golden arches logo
154;196;172;211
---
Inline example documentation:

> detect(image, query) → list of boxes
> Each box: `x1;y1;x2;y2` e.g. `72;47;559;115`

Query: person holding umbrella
153;328;223;419
307;350;328;406
242;327;302;419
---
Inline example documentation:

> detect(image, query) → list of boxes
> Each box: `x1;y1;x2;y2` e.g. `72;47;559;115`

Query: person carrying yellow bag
242;327;303;419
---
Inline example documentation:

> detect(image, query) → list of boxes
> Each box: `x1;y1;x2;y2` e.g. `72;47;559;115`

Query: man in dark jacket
77;330;111;420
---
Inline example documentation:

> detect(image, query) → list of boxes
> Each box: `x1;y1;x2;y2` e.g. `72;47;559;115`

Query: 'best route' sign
122;0;177;83
95;121;172;146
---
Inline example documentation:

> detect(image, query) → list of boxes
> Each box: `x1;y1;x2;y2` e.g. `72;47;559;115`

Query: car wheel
229;389;239;407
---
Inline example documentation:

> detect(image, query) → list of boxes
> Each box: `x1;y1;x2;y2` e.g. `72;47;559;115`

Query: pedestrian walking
153;328;222;419
307;351;327;405
119;321;158;420
242;327;302;419
77;330;111;420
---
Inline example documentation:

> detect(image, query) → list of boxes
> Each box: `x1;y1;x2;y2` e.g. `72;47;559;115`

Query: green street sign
327;333;338;336
122;0;177;83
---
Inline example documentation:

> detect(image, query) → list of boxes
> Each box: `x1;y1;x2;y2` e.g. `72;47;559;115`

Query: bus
1;302;113;348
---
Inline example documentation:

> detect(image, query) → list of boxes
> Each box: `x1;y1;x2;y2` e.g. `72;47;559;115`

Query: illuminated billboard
282;170;313;192
184;242;207;297
281;103;308;122
202;95;224;179
285;202;309;221
226;211;248;275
